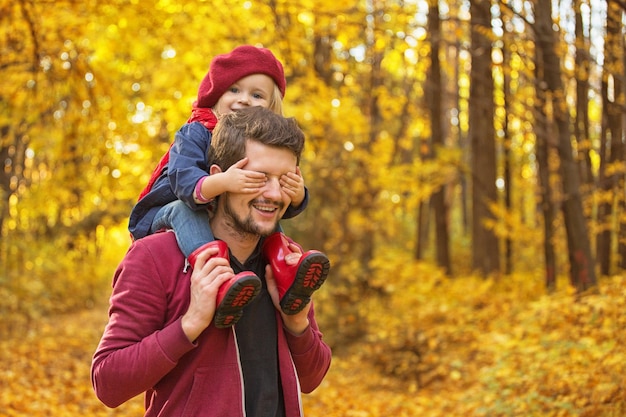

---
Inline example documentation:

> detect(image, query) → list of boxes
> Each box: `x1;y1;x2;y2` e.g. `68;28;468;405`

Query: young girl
128;45;330;328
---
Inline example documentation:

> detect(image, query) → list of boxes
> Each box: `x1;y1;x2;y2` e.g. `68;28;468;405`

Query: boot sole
214;275;262;328
281;252;330;315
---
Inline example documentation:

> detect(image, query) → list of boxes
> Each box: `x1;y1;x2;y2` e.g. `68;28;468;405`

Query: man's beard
222;194;283;238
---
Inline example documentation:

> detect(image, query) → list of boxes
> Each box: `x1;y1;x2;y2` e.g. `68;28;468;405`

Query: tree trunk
620;16;626;271
604;0;626;270
534;84;558;291
426;0;451;275
573;0;593;190
502;41;513;275
469;0;500;276
596;0;624;275
454;40;470;238
596;77;611;275
535;0;597;292
415;199;428;261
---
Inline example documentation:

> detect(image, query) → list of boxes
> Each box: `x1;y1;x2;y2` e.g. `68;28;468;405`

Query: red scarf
187;106;218;130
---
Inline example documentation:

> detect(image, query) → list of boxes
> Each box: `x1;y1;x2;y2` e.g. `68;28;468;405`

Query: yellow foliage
1;1;625;415
302;273;626;416
0;307;144;417
3;266;626;416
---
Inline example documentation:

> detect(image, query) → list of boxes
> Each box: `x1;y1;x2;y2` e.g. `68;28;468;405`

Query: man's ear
209;164;223;175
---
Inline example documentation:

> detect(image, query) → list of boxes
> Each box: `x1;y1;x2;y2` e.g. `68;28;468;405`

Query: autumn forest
2;0;626;415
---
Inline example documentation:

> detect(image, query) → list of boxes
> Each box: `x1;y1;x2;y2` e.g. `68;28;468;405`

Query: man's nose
263;177;283;200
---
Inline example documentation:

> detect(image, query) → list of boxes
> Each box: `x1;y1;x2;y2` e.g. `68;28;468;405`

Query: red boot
189;241;261;328
262;232;330;315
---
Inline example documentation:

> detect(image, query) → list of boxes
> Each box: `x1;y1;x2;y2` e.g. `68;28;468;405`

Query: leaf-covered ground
2;274;625;416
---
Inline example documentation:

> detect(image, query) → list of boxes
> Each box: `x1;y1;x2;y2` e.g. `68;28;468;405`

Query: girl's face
213;74;275;117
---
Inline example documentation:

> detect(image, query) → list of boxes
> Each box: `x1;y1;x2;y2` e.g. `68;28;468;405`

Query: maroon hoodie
91;231;331;417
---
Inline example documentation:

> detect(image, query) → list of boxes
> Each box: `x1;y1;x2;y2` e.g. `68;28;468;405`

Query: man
91;106;332;417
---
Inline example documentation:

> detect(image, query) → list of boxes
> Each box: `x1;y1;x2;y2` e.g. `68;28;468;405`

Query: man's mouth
254;204;277;213
251;200;282;215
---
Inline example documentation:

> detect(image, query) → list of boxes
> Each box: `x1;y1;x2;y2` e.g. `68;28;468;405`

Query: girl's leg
152;202;260;328
151;200;215;258
262;229;330;315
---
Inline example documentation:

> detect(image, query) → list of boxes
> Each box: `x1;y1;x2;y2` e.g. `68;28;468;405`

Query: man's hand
181;246;235;342
264;243;311;336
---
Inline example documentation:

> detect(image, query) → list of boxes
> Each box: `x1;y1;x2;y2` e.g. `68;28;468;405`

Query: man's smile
251;199;283;216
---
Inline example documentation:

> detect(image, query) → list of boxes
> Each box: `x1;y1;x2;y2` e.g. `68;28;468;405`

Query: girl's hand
224;158;267;193
280;167;305;207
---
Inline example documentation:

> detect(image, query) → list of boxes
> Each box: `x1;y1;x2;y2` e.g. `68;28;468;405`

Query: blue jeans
150;200;215;258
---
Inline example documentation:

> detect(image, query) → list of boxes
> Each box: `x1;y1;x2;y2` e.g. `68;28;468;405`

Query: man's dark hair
209;106;304;171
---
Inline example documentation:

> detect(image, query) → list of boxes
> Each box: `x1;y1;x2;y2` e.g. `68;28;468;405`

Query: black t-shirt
231;242;286;417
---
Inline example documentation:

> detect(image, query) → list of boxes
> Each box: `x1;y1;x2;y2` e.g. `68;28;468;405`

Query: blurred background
1;0;625;415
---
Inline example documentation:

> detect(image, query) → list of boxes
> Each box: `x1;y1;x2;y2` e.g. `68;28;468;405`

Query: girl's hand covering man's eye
225;158;267;193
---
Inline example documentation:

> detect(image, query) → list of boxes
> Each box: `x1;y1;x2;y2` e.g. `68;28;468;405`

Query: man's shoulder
117;231;186;293
138;229;177;244
132;231;182;260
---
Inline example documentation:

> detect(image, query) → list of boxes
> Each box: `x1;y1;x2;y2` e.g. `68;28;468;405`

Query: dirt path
0;304;412;417
1;304;143;416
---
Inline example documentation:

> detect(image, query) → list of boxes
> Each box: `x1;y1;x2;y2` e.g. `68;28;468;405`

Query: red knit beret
196;45;286;108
